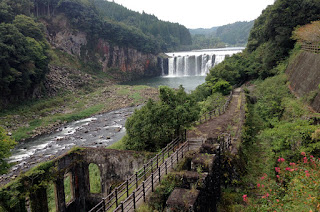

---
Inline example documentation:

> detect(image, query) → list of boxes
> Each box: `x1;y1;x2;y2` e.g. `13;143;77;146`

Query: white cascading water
165;47;244;77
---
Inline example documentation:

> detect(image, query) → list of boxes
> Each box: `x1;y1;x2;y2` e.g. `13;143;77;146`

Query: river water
3;47;243;181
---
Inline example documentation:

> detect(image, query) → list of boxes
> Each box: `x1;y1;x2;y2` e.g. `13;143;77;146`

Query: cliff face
286;51;320;112
46;14;162;81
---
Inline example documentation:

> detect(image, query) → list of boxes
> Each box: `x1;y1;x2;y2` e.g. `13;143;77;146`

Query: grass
64;174;73;203
89;163;101;193
107;137;127;150
47;182;56;212
0;84;158;142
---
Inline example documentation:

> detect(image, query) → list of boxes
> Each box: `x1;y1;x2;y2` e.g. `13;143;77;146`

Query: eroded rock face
96;39;160;80
46;14;162;81
46;14;87;56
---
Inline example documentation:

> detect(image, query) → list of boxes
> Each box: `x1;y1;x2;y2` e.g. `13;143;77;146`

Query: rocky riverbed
0;106;139;186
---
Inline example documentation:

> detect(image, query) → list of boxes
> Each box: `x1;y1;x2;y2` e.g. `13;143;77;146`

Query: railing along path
300;42;320;54
89;136;188;212
196;90;233;124
89;89;236;212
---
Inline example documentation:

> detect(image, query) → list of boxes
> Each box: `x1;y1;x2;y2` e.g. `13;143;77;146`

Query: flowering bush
243;153;320;211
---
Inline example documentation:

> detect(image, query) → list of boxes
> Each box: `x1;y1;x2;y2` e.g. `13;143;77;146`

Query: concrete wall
286;51;320;112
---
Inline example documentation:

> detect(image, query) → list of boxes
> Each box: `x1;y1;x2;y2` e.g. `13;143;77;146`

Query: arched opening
47;182;57;212
64;172;74;204
89;163;101;193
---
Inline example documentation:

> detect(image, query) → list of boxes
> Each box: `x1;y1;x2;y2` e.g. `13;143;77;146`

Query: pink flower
304;157;308;163
285;167;291;171
257;183;260;188
266;193;270;197
277;157;285;162
310;155;314;158
290;162;296;166
275;167;280;173
306;173;310;177
261;176;265;180
261;184;264;188
301;152;306;156
276;199;279;202
276;175;280;178
243;194;248;202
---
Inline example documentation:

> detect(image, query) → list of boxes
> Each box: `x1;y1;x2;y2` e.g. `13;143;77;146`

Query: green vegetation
0;160;55;211
47;183;56;212
124;86;199;151
64;174;73;203
89;163;101;193
0;13;49;103
94;0;192;52
206;0;320;88
0;127;16;174
0;84;157;143
189;21;254;49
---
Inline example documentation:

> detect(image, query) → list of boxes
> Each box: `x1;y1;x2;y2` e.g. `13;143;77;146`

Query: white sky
108;0;275;29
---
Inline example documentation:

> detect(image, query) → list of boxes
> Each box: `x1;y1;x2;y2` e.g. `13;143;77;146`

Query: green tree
0;127;16;174
124;86;200;151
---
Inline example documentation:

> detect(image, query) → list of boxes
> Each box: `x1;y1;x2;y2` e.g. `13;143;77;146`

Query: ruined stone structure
0;148;150;212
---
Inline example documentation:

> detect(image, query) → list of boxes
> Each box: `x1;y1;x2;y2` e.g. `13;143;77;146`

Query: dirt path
187;87;243;141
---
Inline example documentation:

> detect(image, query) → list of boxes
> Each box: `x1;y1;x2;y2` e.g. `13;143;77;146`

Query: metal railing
197;90;233;124
89;137;188;212
301;42;320;54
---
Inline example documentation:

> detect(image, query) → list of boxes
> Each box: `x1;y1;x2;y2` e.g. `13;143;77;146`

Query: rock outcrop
46;14;163;81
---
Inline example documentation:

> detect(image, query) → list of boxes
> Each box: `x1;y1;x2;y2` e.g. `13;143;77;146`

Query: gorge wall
46;14;163;81
286;51;320;112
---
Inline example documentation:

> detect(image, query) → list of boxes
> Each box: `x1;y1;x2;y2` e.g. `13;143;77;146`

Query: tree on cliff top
0;127;16;174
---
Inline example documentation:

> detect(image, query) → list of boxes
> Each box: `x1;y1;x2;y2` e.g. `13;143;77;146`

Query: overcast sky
107;0;275;29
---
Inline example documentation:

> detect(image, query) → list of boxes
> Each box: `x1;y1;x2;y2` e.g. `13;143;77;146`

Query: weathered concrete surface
166;188;200;211
286;51;320;112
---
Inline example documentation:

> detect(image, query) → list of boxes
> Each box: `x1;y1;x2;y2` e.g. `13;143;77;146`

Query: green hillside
189;21;254;48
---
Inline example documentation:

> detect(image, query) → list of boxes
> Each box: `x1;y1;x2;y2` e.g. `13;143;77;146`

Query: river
2;47;243;182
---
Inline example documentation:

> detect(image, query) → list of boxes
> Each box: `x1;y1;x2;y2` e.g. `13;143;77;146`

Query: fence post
126;180;129;197
144;164;146;180
151;159;153;173
115;188;118;207
121;202;124;212
162;151;165;163
156;155;159;168
102;199;106;211
133;191;136;210
176;149;179;163
136;172;138;188
158;167;161;182
151;173;154;192
165;161;168;175
143;181;146;202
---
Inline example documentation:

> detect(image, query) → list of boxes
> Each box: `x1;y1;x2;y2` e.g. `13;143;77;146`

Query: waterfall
165;47;244;77
166;54;224;77
161;58;164;75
